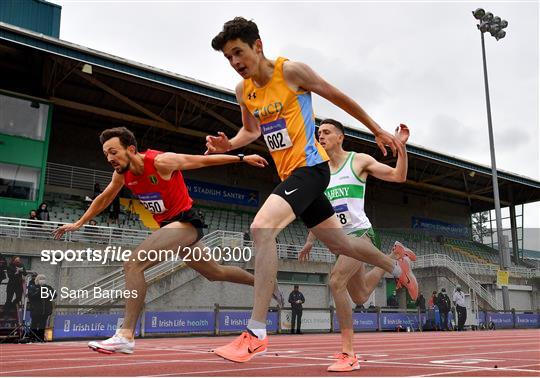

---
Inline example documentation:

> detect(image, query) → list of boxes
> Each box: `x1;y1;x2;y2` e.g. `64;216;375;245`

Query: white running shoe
272;283;285;308
88;333;134;354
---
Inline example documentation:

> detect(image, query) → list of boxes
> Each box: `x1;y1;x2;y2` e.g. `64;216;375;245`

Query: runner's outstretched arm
52;172;124;238
282;61;402;157
154;152;268;171
362;144;407;183
205;82;261;154
299;231;317;262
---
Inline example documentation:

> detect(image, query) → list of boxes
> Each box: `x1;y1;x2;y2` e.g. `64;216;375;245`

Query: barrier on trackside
47;305;539;340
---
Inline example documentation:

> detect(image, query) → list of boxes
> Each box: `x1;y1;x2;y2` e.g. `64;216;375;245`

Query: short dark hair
320;118;345;135
212;17;261;51
99;127;137;151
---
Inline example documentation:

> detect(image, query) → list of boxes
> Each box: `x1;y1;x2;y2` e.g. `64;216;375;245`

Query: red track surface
1;329;539;376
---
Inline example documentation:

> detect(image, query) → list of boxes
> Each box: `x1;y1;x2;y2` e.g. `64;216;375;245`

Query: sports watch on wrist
238;154;245;162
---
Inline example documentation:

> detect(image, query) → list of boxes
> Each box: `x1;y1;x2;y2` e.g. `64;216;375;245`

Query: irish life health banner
144;311;214;334
53;314;140;339
218;311;279;332
333;312;378;331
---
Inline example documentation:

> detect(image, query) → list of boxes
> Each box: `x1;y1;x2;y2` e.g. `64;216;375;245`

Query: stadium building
0;0;539;338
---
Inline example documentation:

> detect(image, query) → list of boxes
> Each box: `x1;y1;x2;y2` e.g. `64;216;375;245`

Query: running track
1;329;539;376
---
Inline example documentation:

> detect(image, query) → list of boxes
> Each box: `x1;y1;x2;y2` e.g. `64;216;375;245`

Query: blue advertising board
515;313;538;328
486;312;514;329
53;313;140;339
144;311;214;334
477;311;487;325
333;312;378;331
411;216;469;238
185;179;259;207
218;311;278;332
380;313;420;330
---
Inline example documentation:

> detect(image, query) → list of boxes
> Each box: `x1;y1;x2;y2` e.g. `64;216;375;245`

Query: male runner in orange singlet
206;18;418;362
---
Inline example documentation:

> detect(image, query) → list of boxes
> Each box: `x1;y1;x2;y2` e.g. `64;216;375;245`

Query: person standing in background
453;286;467;331
36;202;50;221
437;288;451;331
416;292;426;312
387;290;398;308
4;257;27;308
288;285;305;334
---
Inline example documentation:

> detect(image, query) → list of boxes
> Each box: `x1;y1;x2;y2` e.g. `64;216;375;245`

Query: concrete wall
146;278;331;311
495;286;534;311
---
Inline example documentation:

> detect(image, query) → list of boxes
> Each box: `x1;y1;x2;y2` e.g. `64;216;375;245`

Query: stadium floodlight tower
472;8;511;311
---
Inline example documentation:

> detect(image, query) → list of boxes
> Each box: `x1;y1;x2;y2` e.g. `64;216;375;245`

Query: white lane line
145;362;331;377
415;362;540;377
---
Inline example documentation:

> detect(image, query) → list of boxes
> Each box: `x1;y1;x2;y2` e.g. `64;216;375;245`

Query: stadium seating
40;191;530;268
44;192;148;230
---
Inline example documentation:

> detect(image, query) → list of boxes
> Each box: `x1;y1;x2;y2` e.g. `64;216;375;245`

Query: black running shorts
271;162;335;229
160;208;205;243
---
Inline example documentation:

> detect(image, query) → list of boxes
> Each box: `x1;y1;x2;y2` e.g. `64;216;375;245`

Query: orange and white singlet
242;57;329;181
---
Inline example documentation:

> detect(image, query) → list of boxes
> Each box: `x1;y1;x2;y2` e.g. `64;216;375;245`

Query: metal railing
46;162;112;191
2;216;537;279
415;254;500;309
242;240;336;263
0;215;536;311
71;230;244;307
0;216;150;246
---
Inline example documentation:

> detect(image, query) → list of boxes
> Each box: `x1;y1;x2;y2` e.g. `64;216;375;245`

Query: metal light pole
472;8;511;311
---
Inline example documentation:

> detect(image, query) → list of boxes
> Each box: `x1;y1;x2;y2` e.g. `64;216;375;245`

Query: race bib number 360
261;119;293;152
138;192;167;214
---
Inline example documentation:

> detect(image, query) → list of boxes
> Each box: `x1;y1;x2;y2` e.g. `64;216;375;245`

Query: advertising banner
515;313;538;328
185;179;259;207
411;216;468;238
53;314;140;339
333;312;378;331
380;313;420;330
486;312;514;329
144;311;214;334
218;311;278;332
281;310;331;331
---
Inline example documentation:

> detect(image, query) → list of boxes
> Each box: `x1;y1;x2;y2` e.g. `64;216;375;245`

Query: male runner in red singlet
53;126;283;354
207;18;417;362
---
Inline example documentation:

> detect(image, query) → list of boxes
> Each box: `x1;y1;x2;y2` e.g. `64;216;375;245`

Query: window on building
0;94;48;141
0;163;40;201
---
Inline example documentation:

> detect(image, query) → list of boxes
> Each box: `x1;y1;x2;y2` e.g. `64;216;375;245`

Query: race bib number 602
261;118;293;152
138;192;167;214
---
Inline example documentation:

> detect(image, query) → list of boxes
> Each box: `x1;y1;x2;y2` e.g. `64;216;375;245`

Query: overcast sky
51;1;539;241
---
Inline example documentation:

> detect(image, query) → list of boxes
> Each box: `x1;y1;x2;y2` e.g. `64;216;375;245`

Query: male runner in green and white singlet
300;120;416;372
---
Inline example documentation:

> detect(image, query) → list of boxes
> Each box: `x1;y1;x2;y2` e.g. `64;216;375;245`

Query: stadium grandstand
0;0;539;346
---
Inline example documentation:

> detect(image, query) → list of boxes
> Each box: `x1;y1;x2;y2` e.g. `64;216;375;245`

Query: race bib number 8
261;119;293;152
138;192;167;214
333;203;352;227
